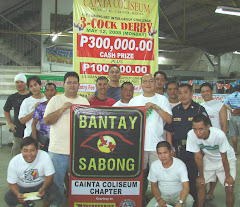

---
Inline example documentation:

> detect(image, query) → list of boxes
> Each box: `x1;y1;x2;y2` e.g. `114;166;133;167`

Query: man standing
89;76;116;106
200;82;227;200
4;136;60;207
186;114;236;207
165;84;210;205
113;82;134;107
44;72;89;204
224;85;240;155
4;74;31;156
147;141;194;207
31;83;58;150
19;76;46;138
93;65;122;101
154;71;168;97
166;80;180;109
129;73;172;204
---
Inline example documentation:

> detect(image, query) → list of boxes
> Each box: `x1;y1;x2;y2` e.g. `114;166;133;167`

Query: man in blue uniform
165;84;211;206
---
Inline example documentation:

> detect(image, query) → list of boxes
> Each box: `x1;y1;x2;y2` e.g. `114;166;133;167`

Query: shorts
203;157;236;186
229;115;240;137
144;151;158;169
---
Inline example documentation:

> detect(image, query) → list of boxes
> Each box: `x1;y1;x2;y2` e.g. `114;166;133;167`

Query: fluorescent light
215;6;240;16
158;57;166;64
233;51;240;54
51;32;62;41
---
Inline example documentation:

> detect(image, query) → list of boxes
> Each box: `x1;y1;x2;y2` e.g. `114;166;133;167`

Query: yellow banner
73;0;159;94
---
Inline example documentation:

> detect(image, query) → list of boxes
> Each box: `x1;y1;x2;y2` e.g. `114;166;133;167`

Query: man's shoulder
173;157;187;169
129;94;143;103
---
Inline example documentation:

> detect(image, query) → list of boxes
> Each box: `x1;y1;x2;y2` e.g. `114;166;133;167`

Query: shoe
26;201;35;207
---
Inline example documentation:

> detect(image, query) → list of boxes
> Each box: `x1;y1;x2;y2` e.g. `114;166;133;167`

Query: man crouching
147;141;194;207
4;136;60;207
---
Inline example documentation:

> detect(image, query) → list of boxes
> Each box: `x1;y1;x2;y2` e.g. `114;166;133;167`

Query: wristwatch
179;200;183;204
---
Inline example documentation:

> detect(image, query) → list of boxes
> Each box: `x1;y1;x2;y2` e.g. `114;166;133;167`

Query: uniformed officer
165;83;211;206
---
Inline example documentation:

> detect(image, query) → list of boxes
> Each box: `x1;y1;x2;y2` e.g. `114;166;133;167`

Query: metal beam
159;69;217;78
201;54;214;71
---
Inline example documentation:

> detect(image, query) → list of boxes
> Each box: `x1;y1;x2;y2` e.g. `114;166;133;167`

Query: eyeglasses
142;79;155;84
66;81;78;85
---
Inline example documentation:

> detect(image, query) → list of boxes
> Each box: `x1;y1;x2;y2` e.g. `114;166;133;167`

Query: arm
220;152;234;187
4;111;16;133
219;105;227;136
175;181;190;207
19;102;41;124
194;151;205;185
9;183;26;204
44;102;72;125
31;118;43;149
151;182;167;207
38;174;54;197
145;102;172;124
166;131;175;156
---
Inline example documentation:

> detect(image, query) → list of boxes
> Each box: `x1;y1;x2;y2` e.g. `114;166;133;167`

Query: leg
196;181;206;207
206;177;218;199
142;152;149;207
4;189;19;207
225;185;234;207
48;152;69;205
11;136;22;157
42;200;52;207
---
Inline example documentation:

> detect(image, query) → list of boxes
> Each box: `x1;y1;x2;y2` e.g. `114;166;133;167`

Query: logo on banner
71;107;144;178
119;199;136;207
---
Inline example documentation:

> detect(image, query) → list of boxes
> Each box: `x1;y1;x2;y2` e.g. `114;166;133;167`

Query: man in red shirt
89;76;116;106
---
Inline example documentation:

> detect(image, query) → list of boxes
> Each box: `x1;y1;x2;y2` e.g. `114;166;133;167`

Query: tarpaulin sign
69;106;146;207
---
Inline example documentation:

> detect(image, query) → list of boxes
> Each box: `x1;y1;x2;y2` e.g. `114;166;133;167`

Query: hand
37;187;45;197
17;192;26;204
38;142;44;150
171;149;176;157
232;109;240;115
145;102;158;110
175;202;183;207
9;123;17;133
158;198;167;207
224;175;235;188
61;102;73;113
196;176;205;186
86;95;94;101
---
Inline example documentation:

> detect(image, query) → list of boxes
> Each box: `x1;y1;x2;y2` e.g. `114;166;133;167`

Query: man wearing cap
3;74;31;157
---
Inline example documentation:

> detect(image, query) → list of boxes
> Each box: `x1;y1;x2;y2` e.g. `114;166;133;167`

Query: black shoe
27;201;35;207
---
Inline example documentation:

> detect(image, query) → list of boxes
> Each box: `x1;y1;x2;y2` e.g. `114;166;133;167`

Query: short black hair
27;76;41;88
96;76;109;83
64;72;79;83
200;82;213;92
192;114;210;127
166;80;179;90
20;136;38;150
108;65;120;73
156;141;171;152
121;82;134;90
154;71;167;81
179;83;192;92
45;83;57;90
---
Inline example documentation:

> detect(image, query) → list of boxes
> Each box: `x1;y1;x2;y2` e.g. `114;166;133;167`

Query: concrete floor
0;143;239;207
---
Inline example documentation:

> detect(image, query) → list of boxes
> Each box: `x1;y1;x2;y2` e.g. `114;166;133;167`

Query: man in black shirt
3;74;31;156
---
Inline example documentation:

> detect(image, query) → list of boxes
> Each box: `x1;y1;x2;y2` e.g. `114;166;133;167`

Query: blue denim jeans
48;152;69;205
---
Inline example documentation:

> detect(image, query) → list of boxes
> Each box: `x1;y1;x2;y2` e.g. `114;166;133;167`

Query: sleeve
3;95;13;112
178;161;189;183
43;97;57;118
186;130;200;153
42;152;55;176
164;122;174;132
18;99;29;119
7;159;18;184
218;133;230;153
147;163;158;182
159;96;172;115
223;96;229;105
32;104;42;120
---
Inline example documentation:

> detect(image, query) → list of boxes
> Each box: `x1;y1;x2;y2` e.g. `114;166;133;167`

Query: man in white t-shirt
44;72;89;205
147;141;194;207
200;82;227;200
113;82;134;107
186;114;236;207
4;137;59;207
128;74;172;204
19;76;46;137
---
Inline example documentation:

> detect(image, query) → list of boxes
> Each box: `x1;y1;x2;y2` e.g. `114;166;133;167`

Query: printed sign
69;106;146;207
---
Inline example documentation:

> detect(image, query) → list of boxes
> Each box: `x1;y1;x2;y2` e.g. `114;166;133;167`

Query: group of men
3;65;239;207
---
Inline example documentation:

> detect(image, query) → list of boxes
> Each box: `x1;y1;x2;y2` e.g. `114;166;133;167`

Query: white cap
14;74;27;83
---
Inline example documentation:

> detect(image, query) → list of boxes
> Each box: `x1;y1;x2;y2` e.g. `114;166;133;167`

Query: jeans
48;152;69;205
